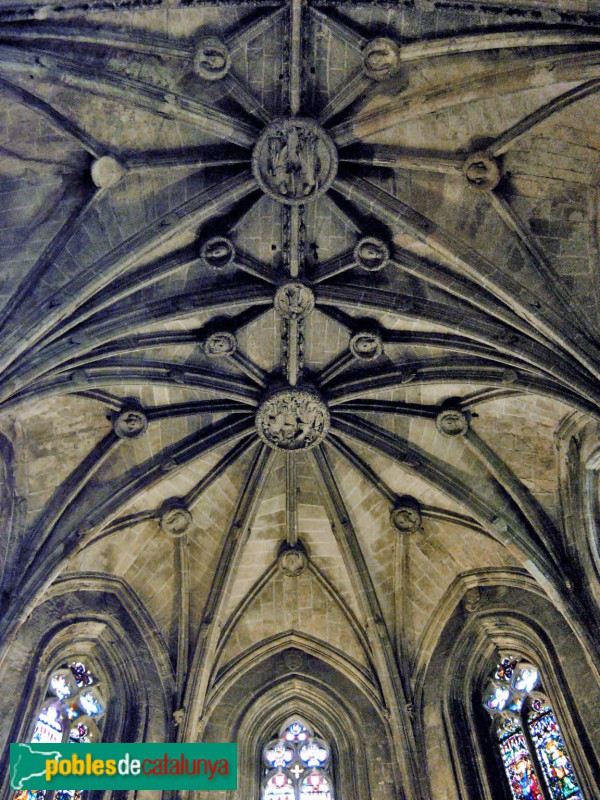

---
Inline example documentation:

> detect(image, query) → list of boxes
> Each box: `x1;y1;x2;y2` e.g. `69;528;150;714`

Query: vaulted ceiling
0;0;599;783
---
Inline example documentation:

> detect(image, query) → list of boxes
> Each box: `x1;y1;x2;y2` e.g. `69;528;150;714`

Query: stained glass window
262;720;334;800
496;717;543;800
528;701;583;800
264;771;295;800
482;656;585;800
14;661;106;800
299;771;333;800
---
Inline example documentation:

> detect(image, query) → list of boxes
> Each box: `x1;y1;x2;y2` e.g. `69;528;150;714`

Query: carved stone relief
199;236;236;269
350;330;384;361
391;495;423;534
463;587;482;613
113;405;148;439
169;368;186;385
203;331;237;358
462;152;501;191
172;708;186;727
354;236;390;271
282;318;306;378
502;368;519;384
436;407;470;437
253;118;338;204
363;38;401;80
278;541;308;577
282;649;306;672
255;389;330;451
160;502;193;537
70;369;88;384
193;37;231;80
274;282;315;320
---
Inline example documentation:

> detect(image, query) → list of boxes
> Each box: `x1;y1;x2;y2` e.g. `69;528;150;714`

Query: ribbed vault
0;2;599;799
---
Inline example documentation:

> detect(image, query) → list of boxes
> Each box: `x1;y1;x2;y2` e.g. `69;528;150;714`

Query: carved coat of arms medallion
274;282;315;320
255;389;330;451
253;118;338;205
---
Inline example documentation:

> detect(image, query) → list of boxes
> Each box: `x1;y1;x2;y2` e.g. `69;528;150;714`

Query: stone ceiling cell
0;1;599;797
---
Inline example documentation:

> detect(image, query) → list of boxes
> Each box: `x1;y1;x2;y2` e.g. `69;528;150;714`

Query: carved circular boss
278;542;308;577
113;406;148;439
390;495;422;534
203;331;237;358
354;236;390;271
255;389;330;451
350;330;384;361
193;37;231;80
253;118;338;205
199;236;235;269
435;407;470;437
91;156;125;189
462;152;501;192
160;502;193;537
363;38;401;81
274;282;315;320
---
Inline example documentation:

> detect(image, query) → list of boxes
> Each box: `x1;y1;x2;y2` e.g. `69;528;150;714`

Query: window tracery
15;660;107;800
262;719;334;800
482;656;584;800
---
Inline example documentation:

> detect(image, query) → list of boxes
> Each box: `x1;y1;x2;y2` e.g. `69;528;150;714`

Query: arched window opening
262;719;334;800
482;656;584;800
14;660;107;800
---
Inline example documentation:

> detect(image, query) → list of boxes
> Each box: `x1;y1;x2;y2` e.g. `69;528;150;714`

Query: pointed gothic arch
0;576;174;798
196;645;399;800
416;576;600;800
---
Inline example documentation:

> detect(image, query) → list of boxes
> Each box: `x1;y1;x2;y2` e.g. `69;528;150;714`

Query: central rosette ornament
253;118;338;204
256;388;330;451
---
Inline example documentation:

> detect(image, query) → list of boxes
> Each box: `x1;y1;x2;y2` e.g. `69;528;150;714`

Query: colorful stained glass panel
300;772;333;800
264;772;295;800
77;688;105;718
264;740;295;768
31;702;63;744
528;706;584;800
495;657;519;683
497;719;543;800
299;739;329;767
512;666;539;695
49;670;77;701
14;661;104;800
282;721;310;742
483;681;511;713
70;662;94;688
262;721;334;800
